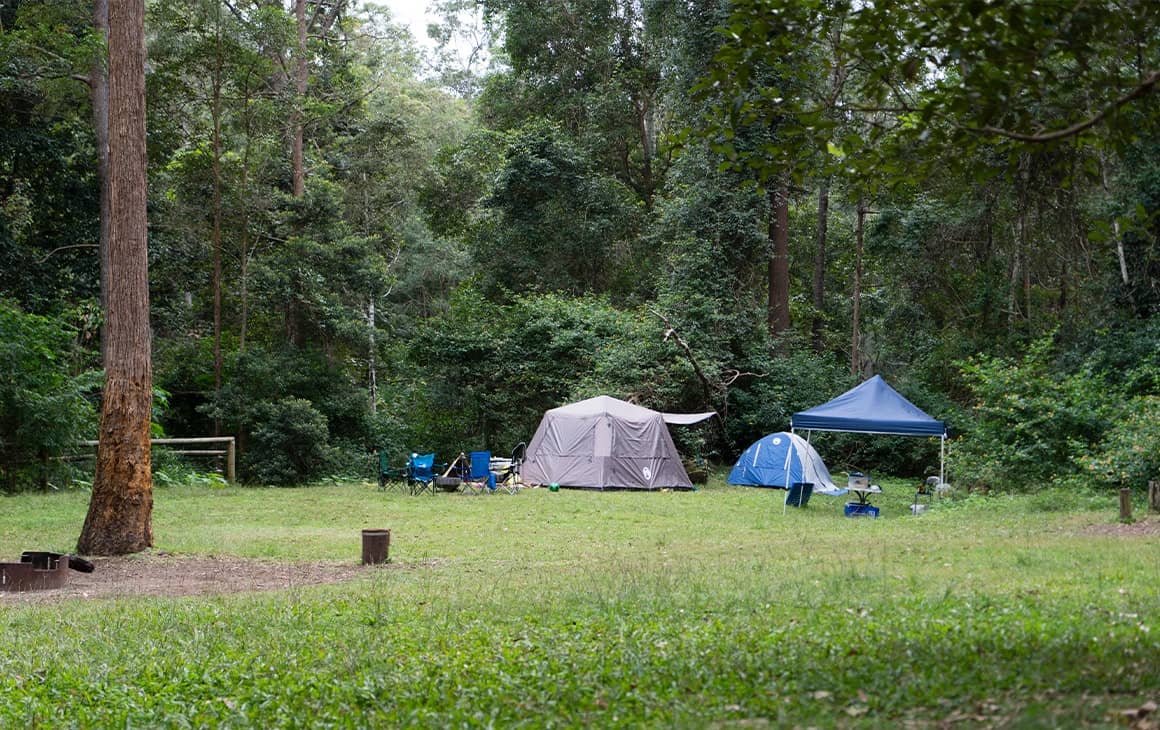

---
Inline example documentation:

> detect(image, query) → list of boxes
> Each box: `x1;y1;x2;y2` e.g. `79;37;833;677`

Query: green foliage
151;448;229;489
200;346;373;485
956;337;1116;491
0;0;102;309
0;301;98;492
473;120;641;298
407;289;639;456
245;397;337;486
480;0;668;203
1082;395;1160;489
699;0;1160;189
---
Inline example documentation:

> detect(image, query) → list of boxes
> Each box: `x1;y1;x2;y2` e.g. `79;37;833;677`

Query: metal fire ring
0;551;94;592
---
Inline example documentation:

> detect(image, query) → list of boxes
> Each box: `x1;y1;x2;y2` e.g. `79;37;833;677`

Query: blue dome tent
728;432;843;511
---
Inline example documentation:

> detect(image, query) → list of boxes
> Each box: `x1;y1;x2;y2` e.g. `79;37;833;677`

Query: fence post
1119;488;1133;521
1149;480;1160;514
226;438;236;484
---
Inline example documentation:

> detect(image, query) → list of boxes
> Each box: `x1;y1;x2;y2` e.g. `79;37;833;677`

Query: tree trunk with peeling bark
812;181;829;352
767;185;791;337
77;0;153;556
851;197;865;376
291;0;308;198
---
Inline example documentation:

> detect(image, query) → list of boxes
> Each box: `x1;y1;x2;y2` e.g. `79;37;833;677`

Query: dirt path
1078;515;1160;537
0;552;377;606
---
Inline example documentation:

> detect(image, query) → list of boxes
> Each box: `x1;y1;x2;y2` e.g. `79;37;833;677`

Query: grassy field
1;478;1157;728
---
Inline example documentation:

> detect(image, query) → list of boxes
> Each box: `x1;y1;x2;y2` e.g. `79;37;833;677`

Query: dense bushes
197;346;380;485
0;302;98;491
954;332;1159;493
1081;395;1160;489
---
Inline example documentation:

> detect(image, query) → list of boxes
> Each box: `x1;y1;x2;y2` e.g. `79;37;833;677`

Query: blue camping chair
464;450;496;495
406;452;437;495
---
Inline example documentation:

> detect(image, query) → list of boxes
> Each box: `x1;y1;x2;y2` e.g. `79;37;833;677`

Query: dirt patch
0;552;383;606
1078;515;1160;537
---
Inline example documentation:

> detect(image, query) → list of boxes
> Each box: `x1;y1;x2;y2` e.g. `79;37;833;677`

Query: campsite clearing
1;479;1156;728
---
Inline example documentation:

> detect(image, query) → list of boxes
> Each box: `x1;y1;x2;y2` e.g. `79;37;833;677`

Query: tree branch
969;68;1160;143
36;243;99;263
649;308;714;407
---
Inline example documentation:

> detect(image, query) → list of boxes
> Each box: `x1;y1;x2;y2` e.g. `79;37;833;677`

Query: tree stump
1149;480;1160;514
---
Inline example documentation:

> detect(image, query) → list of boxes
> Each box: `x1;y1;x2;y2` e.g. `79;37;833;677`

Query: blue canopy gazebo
791;375;948;484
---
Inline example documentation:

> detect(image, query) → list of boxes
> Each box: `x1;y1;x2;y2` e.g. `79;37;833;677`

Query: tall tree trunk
811;180;829;353
291;0;308;198
92;0;110;366
1098;154;1132;291
851;196;865;376
767;185;791;337
368;299;377;414
239;76;255;352
78;0;153;556
211;8;224;436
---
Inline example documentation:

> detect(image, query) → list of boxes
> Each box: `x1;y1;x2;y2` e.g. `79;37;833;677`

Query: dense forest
2;0;1158;493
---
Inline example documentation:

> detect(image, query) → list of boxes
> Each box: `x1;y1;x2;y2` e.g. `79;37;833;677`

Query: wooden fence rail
79;437;235;483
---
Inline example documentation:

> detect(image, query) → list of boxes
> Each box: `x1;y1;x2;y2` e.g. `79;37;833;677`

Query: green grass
1;478;1157;728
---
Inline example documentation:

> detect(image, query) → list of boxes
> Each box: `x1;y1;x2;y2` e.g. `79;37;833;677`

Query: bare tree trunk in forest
811;180;829;352
851;197;865;376
368;299;377;414
92;0;110;365
291;0;307;198
1007;242;1021;325
239;77;256;352
211;8;224;435
1099;155;1131;288
77;0;153;556
767;185;791;337
1023;234;1032;328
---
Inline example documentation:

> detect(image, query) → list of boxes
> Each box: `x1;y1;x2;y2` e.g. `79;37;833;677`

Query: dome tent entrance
791;375;948;484
521;396;713;491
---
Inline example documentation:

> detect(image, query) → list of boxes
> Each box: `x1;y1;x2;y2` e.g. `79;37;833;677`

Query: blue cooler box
844;502;880;518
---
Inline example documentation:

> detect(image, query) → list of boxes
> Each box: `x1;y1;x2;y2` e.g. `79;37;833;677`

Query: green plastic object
549;483;560;492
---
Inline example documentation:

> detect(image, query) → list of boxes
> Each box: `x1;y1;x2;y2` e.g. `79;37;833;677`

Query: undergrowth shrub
0;301;99;492
246;397;337;485
955;336;1114;491
1081;395;1160;489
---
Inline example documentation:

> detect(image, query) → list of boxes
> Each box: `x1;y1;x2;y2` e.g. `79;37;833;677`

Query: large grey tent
522;396;713;490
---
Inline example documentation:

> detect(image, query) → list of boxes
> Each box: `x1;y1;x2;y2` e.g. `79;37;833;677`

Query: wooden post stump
1149;480;1160;514
1119;488;1133;521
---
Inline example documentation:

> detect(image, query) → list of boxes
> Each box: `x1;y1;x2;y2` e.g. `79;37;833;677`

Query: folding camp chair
490;447;519;495
785;482;813;508
406;452;437;495
496;441;526;492
377;450;408;493
463;450;496;495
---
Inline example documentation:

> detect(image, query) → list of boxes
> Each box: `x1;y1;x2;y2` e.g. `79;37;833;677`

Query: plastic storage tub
844;502;880;518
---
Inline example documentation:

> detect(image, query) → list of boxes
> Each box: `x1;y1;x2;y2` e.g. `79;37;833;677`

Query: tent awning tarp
660;411;716;425
791;375;946;437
